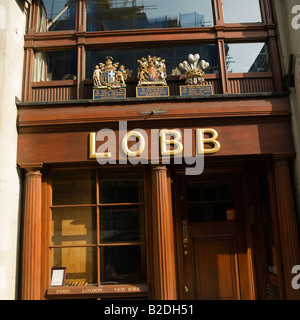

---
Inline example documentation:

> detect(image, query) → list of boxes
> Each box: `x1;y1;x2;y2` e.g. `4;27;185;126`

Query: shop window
38;0;76;32
50;168;147;286
225;42;270;73
86;0;214;32
33;50;77;82
223;0;262;24
86;44;219;79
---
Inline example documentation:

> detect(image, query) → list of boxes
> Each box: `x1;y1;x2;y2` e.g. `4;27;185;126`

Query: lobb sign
89;121;221;175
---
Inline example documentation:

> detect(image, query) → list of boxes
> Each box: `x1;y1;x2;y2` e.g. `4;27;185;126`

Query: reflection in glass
51;247;97;284
86;44;218;79
225;43;270;73
38;0;76;32
101;246;146;284
223;0;262;23
52;170;96;205
51;207;97;246
100;206;144;243
33;50;77;82
86;0;214;32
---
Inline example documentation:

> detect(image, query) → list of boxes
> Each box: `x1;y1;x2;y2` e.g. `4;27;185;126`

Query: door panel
176;172;252;300
193;237;238;299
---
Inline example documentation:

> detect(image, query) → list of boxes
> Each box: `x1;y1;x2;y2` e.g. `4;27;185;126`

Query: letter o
122;130;145;157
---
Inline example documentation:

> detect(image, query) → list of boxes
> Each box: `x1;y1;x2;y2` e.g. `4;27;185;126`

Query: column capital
151;165;168;172
19;163;43;174
272;154;295;167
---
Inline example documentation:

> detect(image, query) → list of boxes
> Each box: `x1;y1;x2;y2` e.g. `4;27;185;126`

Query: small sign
136;86;169;98
180;85;213;96
93;88;126;100
50;267;66;286
226;209;236;221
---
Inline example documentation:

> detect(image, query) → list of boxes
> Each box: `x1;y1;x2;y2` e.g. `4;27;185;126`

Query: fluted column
273;157;300;300
151;166;177;299
20;164;43;300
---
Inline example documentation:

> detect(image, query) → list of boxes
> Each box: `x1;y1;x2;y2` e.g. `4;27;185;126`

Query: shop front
17;93;300;300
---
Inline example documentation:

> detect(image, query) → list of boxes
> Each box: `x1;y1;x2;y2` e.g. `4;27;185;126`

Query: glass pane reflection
223;0;262;23
225;43;270;73
86;0;214;32
38;0;76;32
101;246;146;284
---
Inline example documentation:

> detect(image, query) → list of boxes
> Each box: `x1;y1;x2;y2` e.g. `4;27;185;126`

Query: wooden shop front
17;93;300;300
18;0;300;300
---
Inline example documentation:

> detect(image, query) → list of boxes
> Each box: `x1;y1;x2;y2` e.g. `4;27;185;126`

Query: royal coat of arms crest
137;55;167;86
179;54;210;85
93;56;128;89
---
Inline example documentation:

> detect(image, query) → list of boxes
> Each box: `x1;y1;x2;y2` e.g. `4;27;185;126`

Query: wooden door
176;172;253;300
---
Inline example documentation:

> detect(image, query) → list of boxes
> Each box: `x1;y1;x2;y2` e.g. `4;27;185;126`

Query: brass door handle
184;286;189;292
182;220;188;244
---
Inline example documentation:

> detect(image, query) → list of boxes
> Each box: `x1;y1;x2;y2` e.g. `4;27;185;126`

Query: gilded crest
179;54;210;85
137;55;167;86
93;56;128;89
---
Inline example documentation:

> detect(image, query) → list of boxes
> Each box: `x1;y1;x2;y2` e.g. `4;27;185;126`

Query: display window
49;168;147;287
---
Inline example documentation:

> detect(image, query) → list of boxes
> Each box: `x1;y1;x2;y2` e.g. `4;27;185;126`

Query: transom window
50;168;147;286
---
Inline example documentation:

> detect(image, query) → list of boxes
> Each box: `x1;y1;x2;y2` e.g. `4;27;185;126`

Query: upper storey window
86;0;214;31
225;43;269;73
38;0;76;32
223;0;262;23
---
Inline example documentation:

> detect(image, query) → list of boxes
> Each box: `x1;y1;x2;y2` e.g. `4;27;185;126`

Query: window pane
223;0;262;23
100;206;144;243
219;181;234;200
52;170;96;205
51;247;97;285
51;207;97;245
225;43;270;73
188;203;211;222
86;0;214;32
38;0;76;32
99;179;143;203
33;50;77;82
86;44;218;79
187;182;202;201
100;246;147;284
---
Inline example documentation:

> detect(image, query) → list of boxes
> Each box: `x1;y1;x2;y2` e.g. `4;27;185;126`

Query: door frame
172;166;256;300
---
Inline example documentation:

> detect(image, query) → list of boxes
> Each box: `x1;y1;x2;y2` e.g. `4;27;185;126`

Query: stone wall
0;0;27;299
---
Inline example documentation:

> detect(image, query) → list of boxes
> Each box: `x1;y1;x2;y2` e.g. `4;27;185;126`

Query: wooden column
151;166;177;300
273;157;300;300
20;164;43;300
